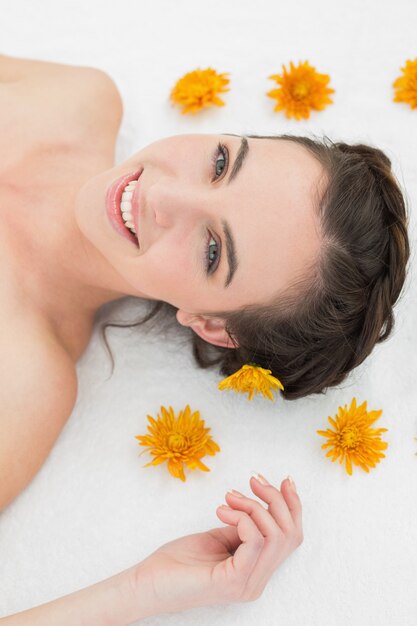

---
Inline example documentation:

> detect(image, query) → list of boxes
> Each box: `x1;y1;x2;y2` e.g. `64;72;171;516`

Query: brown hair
99;133;411;400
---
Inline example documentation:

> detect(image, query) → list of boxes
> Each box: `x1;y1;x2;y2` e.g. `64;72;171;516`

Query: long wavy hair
99;133;411;400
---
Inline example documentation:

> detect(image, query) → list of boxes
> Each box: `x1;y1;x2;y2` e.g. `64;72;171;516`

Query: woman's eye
211;143;229;181
205;233;220;274
215;153;225;177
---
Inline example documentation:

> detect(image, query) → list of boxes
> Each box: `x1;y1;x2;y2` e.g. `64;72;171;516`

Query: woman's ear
175;310;238;349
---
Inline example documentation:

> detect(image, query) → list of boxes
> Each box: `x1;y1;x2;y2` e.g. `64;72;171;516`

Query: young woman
0;53;410;623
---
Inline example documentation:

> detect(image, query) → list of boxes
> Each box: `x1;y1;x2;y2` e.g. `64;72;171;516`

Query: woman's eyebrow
221;219;237;288
223;134;250;185
219;134;248;288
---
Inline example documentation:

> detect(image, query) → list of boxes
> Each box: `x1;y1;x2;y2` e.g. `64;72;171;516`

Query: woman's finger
224;489;285;539
216;506;265;589
216;473;304;599
247;476;296;534
279;478;303;540
217;492;289;601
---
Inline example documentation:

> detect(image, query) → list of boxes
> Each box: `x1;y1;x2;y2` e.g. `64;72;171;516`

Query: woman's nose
150;183;209;229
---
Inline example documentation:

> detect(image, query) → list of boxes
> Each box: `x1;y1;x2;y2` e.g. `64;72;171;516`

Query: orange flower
218;363;284;401
267;60;334;120
393;58;417;109
170;67;230;114
135;405;220;481
317;397;388;476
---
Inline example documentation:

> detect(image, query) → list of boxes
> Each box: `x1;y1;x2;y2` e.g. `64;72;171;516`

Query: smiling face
75;133;326;347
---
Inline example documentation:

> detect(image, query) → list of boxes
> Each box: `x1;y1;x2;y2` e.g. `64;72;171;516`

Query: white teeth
119;179;139;239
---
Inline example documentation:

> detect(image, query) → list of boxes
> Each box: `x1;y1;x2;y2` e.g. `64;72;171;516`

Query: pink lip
106;169;143;246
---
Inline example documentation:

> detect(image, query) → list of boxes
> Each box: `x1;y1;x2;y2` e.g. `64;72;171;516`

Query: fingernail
287;475;297;492
227;489;245;498
250;471;270;486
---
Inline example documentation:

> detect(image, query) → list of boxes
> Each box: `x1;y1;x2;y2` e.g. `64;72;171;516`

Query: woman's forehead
204;137;325;310
223;135;325;220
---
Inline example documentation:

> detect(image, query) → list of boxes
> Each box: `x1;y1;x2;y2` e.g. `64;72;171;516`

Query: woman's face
75;134;325;345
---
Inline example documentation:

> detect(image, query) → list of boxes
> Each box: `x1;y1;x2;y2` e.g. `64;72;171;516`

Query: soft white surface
1;0;417;624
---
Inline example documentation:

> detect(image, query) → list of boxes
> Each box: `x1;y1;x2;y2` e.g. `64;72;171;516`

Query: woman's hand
0;477;302;625
135;475;303;616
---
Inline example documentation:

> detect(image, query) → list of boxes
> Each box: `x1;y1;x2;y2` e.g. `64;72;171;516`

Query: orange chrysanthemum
317;397;388;476
135;405;220;481
218;363;284;401
393;58;417;110
267;60;334;120
170;67;230;114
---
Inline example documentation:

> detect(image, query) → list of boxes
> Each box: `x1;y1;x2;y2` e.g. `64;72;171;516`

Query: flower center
292;82;309;98
340;427;360;449
168;432;187;451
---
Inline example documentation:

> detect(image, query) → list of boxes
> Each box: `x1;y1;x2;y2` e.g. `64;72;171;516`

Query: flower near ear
170;67;230;114
135;405;220;482
392;58;417;110
316;397;388;476
267;60;334;120
218;363;285;401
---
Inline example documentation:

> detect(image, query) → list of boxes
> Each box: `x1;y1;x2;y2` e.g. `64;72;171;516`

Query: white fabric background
0;1;417;624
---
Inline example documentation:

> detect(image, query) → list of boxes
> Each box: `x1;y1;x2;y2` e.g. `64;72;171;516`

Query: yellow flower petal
143;456;166;468
170;67;230;115
135;405;220;481
393;58;417;109
267;59;334;120
218;363;284;401
316;398;388;476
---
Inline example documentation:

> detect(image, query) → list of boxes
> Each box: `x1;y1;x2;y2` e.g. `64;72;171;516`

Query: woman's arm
0;328;78;512
2;476;303;623
0;563;153;626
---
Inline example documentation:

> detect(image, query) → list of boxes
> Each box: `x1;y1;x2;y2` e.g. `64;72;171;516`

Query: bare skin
0;54;132;510
0;54;126;363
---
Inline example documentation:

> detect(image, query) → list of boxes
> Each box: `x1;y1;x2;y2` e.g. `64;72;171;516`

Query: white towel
1;1;416;624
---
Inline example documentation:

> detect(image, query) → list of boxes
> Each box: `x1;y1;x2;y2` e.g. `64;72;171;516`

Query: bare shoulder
0;54;123;156
0;317;78;511
0;52;123;104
